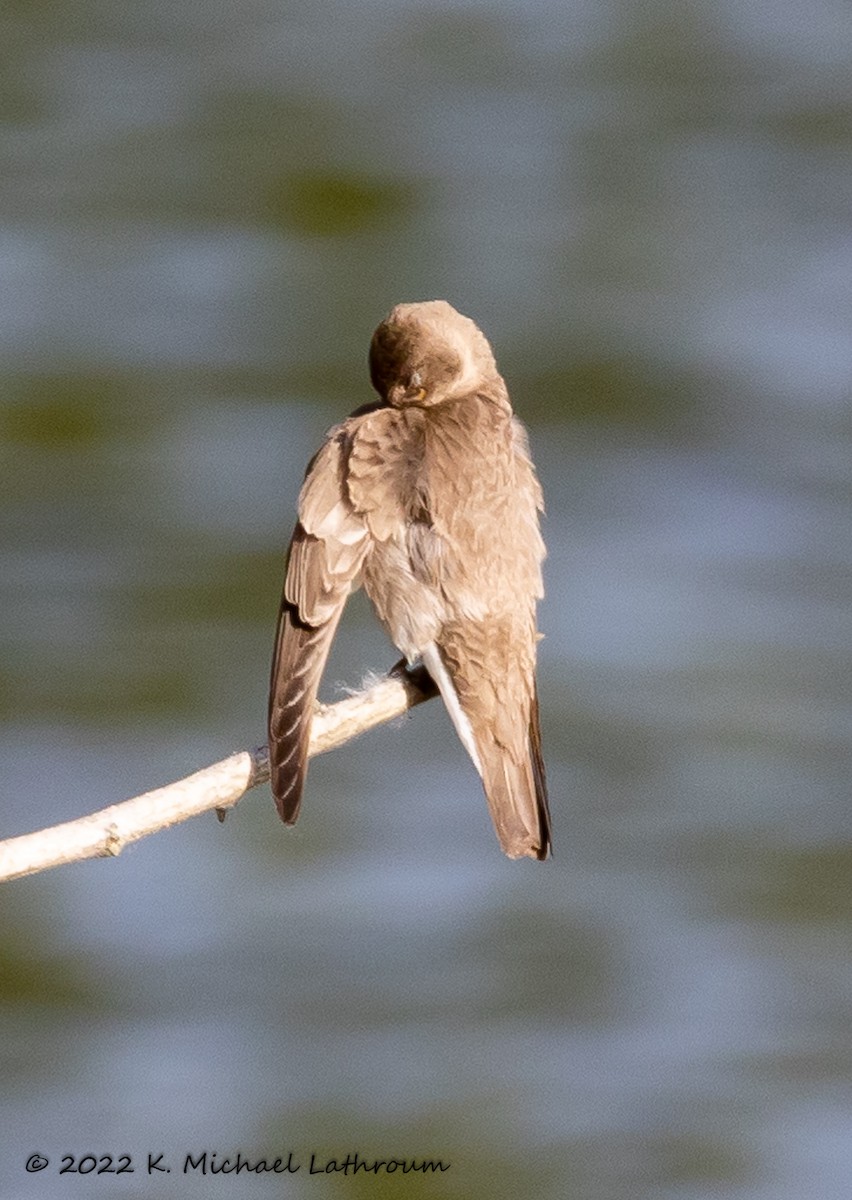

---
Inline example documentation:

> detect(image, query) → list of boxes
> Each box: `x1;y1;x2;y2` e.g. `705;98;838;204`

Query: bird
268;300;550;860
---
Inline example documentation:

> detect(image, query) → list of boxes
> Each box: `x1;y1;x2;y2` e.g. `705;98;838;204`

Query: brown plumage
268;300;550;860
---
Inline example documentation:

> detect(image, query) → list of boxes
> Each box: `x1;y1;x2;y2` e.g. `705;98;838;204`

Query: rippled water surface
2;2;851;1197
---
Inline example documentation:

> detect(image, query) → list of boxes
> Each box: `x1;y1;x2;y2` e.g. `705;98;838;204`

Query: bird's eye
408;371;427;402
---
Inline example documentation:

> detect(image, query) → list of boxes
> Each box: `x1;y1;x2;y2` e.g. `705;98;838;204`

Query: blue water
2;1;851;1197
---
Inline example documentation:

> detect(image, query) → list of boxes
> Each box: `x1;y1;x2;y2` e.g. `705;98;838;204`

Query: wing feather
268;429;370;823
436;612;550;861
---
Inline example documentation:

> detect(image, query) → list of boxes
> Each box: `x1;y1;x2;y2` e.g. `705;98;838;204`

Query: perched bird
268;300;550;860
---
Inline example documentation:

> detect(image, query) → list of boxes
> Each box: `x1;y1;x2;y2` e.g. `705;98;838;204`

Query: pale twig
0;664;436;884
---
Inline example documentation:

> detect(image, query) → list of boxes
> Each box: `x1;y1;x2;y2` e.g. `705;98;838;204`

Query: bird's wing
428;615;551;861
268;429;371;823
346;403;422;540
413;405;549;860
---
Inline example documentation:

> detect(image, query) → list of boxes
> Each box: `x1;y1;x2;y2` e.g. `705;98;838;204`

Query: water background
1;1;851;1197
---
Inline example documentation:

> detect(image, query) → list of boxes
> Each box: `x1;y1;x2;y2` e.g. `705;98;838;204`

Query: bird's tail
421;643;551;861
477;708;551;862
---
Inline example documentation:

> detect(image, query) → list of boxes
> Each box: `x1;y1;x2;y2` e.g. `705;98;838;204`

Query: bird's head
369;300;500;407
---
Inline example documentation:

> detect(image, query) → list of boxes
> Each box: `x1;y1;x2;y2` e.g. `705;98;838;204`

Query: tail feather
422;641;551;861
527;684;552;859
478;740;550;861
476;680;550;860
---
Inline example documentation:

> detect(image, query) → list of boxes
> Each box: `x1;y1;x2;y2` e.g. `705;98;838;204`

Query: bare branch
0;664;437;884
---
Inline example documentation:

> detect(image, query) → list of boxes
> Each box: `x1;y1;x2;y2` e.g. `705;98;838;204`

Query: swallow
268;300;550;859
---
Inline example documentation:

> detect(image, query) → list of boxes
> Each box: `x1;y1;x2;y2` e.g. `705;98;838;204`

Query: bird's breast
361;532;447;661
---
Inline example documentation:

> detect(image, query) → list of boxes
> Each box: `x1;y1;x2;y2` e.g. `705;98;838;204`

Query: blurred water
2;1;851;1197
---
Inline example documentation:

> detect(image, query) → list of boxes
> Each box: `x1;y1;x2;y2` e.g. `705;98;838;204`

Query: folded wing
268;431;371;823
